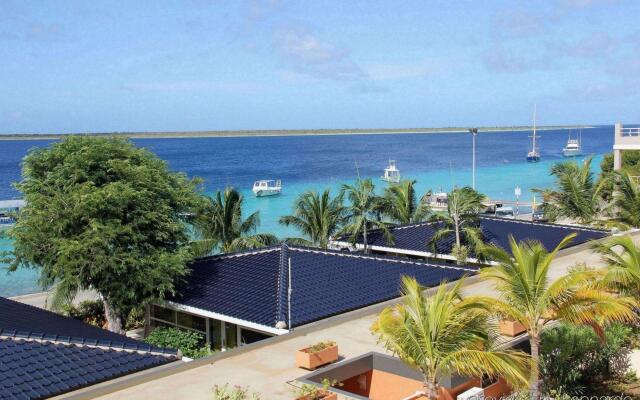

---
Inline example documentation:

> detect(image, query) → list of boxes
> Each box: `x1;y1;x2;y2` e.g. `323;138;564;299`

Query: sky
0;0;639;134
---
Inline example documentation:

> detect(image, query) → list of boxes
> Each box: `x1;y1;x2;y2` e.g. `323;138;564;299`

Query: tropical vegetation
378;179;430;224
477;234;637;400
428;186;485;263
593;235;640;297
534;157;603;224
145;326;212;359
212;384;261;400
610;171;640;228
6;136;203;333
279;189;346;248
338;178;393;253
193;187;278;255
540;323;633;395
371;276;531;400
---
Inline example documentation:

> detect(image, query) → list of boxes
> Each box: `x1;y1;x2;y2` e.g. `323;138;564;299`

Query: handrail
620;127;640;137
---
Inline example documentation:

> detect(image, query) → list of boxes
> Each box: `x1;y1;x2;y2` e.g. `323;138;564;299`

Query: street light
469;128;478;190
514;185;522;217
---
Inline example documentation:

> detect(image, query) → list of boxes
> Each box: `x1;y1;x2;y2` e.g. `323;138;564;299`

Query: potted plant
295;341;338;370
498;319;526;337
294;379;340;400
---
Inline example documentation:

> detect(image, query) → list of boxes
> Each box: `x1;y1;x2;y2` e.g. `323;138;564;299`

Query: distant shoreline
0;125;596;141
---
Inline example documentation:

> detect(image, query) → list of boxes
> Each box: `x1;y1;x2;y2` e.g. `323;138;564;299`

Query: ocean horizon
0;125;615;297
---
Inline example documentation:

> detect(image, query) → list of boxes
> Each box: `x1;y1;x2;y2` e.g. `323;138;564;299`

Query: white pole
470;128;477;190
288;256;292;330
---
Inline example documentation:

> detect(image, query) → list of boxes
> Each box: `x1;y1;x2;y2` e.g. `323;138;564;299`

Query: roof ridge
275;244;290;328
194;246;282;263
479;215;608;233
289;246;475;272
0;329;178;357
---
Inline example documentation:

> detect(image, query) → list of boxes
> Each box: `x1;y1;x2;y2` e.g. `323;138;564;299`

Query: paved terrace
62;232;639;400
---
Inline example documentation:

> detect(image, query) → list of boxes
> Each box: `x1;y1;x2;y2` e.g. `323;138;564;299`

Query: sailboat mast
532;104;537;151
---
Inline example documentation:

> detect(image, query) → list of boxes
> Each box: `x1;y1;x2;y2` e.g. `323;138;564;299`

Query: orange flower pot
498;319;526;337
295;344;339;370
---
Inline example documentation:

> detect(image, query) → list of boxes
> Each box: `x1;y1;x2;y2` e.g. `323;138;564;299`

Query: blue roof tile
169;245;474;330
0;296;178;400
346;216;608;255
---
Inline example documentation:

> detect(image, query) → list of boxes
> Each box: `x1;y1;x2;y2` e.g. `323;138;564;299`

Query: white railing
620;127;640;137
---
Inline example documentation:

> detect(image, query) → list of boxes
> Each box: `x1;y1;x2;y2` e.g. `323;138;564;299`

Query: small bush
540;323;632;395
307;341;336;353
125;306;146;331
145;326;211;359
62;300;106;327
212;384;260;400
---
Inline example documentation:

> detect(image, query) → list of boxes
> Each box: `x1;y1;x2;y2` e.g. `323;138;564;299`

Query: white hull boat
381;160;401;183
562;131;582;157
253;180;282;197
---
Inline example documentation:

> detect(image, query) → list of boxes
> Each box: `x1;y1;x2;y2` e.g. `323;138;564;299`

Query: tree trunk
424;379;439;400
103;299;125;334
530;334;540;400
363;218;368;254
454;220;461;248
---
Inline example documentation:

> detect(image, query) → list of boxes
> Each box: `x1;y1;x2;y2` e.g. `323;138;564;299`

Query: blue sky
1;0;639;134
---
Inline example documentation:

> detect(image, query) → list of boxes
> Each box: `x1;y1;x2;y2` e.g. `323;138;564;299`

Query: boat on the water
252;180;282;197
381;160;401;183
527;105;540;163
562;130;582;157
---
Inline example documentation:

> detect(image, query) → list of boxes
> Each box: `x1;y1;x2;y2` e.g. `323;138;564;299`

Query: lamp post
469;128;478;190
514;185;522;218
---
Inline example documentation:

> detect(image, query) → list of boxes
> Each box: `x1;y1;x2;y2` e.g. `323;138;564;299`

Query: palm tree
279;189;346;248
611;171;640;227
534;157;604;224
338;178;393;253
429;186;485;262
378;179;430;224
478;235;637;400
372;276;531;400
193;187;278;254
593;235;640;297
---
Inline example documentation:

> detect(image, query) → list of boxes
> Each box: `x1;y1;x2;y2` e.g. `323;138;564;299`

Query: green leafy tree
429;186;485;262
534;157;604;224
372;276;531;400
193;187;278;255
477;235;637;400
598;150;640;201
279;189;346;248
611;171;640;227
593;235;640;297
378;179;430;224
6;136;203;333
338;178;393;253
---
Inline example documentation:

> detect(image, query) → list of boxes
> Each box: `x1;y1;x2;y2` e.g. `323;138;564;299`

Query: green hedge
145;326;212;359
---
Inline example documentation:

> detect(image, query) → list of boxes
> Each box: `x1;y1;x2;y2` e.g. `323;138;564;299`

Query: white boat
527;105;540;163
381;160;401;183
252;180;282;197
562;130;582;157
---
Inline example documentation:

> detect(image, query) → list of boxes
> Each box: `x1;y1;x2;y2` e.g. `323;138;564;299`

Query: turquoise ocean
0;126;614;296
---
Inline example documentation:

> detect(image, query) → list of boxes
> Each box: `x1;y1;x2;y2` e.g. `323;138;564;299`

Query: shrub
540;323;632;394
212;384;260;400
145;326;211;359
62;300;106;328
307;341;336;353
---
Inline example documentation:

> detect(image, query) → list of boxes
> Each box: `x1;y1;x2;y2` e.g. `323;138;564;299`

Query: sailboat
562;129;582;157
526;105;540;162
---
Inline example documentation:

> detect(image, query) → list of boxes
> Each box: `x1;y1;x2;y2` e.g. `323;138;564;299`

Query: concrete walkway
86;234;637;400
9;289;98;309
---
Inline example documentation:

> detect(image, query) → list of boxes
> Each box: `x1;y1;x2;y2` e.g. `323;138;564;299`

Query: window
177;312;206;332
151;305;176;323
225;323;237;348
240;328;271;345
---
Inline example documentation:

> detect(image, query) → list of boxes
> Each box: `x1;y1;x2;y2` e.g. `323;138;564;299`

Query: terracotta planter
296;344;339;370
498;319;526;337
295;392;337;400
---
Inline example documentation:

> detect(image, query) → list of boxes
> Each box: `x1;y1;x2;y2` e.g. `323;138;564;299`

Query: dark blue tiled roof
344;216;608;254
168;245;474;330
0;297;178;400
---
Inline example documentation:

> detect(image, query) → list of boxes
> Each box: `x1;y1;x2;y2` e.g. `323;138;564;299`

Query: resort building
330;215;609;263
614;122;640;171
149;244;474;351
0;296;178;400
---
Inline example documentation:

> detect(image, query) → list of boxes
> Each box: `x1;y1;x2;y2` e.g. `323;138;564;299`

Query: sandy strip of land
0;125;594;141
